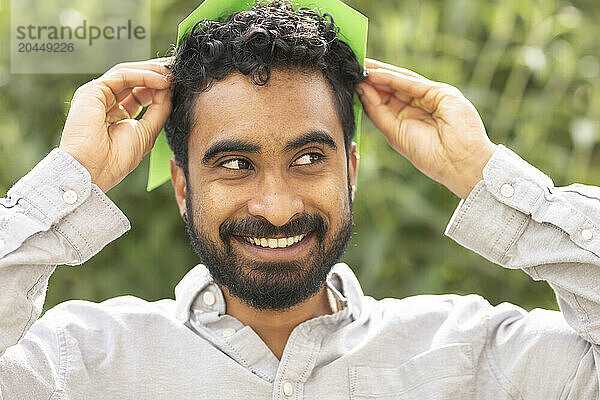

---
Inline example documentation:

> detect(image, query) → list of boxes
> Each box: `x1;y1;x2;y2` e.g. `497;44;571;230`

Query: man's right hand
59;58;173;193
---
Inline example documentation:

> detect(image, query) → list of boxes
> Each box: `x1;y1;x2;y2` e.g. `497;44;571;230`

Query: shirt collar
174;262;364;323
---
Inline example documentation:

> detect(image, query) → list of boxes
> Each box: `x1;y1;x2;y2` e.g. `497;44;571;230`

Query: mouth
232;232;314;260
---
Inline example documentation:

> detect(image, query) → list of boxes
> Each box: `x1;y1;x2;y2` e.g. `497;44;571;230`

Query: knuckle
90;79;108;93
428;85;464;107
106;61;129;74
72;86;85;100
437;84;463;97
106;68;126;80
101;68;128;83
71;81;94;102
84;81;115;107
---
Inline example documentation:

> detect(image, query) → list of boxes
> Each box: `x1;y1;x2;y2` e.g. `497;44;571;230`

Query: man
1;1;599;399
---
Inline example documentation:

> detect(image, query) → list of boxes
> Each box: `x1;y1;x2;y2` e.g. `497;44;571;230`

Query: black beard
184;188;354;311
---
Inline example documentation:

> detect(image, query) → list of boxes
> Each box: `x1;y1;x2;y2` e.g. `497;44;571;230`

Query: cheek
190;184;247;224
301;174;350;220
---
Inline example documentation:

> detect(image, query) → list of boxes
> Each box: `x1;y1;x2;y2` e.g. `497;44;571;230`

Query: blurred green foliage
1;0;599;313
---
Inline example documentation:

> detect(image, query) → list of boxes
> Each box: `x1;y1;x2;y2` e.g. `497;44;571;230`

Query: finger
397;104;432;121
368;82;394;93
385;96;412;117
366;69;454;114
120;88;155;118
115;87;134;103
130;87;155;105
98;68;171;100
136;88;173;155
358;83;436;158
357;82;400;143
106;104;131;124
365;69;434;99
369;71;464;116
358;82;429;124
105;61;172;102
370;85;395;105
374;87;393;105
114;84;159;103
105;57;173;76
365;80;413;104
364;58;427;80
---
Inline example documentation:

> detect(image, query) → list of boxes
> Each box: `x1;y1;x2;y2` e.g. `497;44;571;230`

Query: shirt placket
272;322;323;400
188;283;281;382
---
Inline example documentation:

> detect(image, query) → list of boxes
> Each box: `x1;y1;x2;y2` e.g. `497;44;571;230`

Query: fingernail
355;85;364;96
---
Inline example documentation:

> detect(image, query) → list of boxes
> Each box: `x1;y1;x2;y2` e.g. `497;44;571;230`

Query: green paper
147;0;368;191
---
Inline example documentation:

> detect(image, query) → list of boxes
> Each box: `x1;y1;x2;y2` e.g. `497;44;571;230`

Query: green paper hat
147;0;368;191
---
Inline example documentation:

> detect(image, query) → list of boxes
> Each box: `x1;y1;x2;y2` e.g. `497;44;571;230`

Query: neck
221;285;338;360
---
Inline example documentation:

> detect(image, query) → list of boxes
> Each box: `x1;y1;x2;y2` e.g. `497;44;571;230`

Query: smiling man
173;70;356;357
2;1;600;399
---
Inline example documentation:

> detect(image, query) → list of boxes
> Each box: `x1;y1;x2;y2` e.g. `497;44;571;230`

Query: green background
1;0;599;313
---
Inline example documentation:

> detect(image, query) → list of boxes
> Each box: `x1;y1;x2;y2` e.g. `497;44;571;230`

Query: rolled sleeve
0;148;130;264
445;145;600;264
0;147;131;359
444;145;548;265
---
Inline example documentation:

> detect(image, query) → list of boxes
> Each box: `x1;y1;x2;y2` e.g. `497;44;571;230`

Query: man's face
171;69;358;311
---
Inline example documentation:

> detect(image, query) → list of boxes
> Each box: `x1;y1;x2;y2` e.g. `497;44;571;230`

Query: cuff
2;148;130;264
54;185;130;265
445;145;553;265
7;148;93;225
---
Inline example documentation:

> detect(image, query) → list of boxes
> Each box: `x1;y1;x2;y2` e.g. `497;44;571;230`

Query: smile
244;234;307;249
233;232;315;261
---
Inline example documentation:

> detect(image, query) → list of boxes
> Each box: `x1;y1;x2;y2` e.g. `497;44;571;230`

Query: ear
348;141;359;202
170;158;187;218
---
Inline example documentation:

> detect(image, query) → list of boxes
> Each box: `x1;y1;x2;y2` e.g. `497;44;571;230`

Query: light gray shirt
1;145;599;399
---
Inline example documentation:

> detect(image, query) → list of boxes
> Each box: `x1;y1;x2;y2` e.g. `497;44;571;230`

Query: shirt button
282;382;294;396
202;291;216;306
283;382;294;397
581;229;593;241
62;190;78;205
500;183;515;198
0;239;5;249
222;328;236;338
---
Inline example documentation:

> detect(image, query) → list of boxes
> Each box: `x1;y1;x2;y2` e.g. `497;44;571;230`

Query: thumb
357;82;434;158
357;82;400;145
137;88;173;156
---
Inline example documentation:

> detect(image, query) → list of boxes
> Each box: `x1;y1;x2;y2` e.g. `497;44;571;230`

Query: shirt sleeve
0;148;130;357
445;144;600;398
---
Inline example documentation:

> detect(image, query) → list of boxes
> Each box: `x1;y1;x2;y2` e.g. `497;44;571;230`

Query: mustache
219;213;327;241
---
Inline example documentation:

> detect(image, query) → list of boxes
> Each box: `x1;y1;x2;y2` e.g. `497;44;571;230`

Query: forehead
188;68;343;153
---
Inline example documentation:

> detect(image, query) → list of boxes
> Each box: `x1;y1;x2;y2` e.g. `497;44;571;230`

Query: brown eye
221;159;253;170
291;153;324;167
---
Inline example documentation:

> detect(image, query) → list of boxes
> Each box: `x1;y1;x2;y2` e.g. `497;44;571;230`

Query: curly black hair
164;0;364;178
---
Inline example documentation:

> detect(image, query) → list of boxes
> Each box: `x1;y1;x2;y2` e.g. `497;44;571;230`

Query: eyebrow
283;130;338;153
202;140;261;164
201;130;338;164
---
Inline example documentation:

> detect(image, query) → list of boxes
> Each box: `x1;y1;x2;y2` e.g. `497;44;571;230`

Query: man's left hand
356;58;497;199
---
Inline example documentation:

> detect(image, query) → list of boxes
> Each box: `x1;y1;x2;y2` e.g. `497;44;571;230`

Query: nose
247;172;304;227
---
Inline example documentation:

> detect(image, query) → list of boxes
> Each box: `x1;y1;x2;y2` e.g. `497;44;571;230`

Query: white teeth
245;234;308;248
